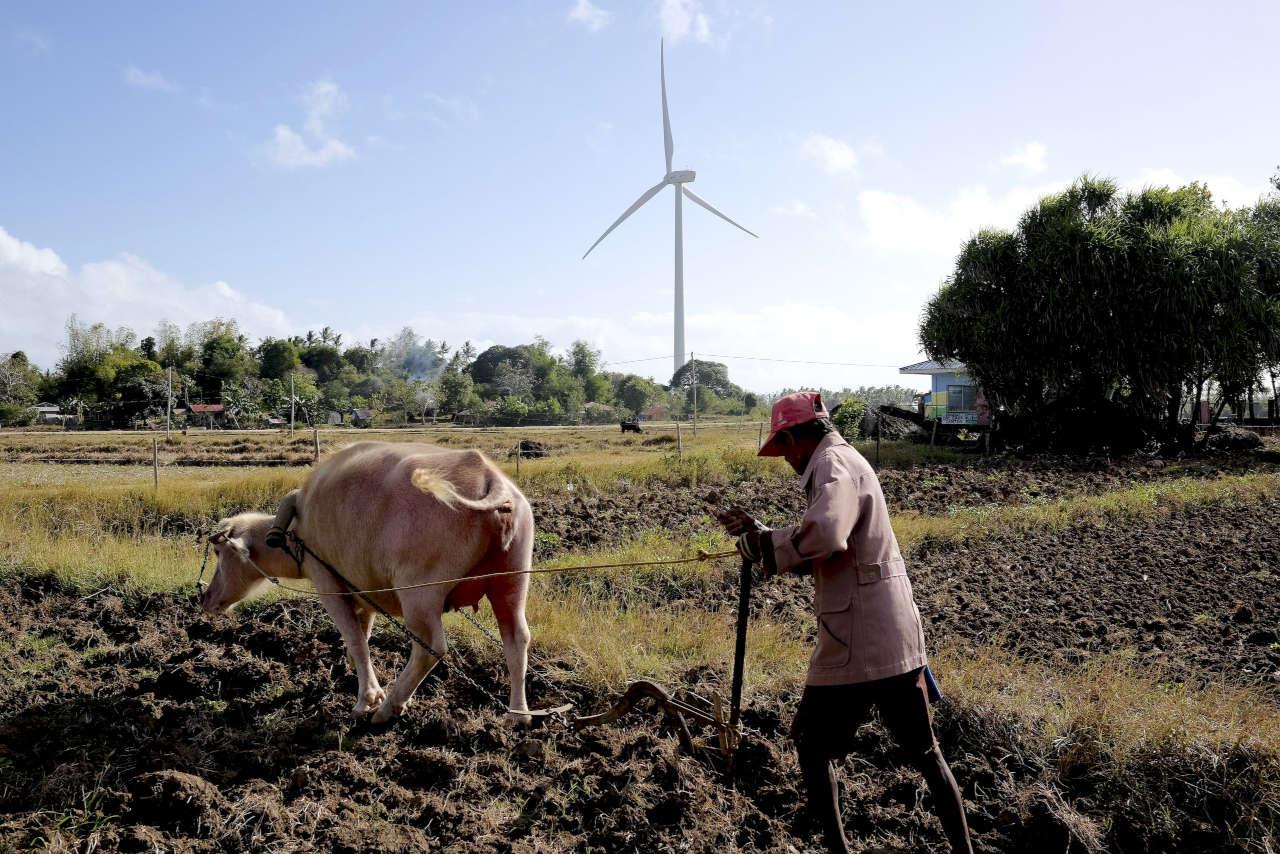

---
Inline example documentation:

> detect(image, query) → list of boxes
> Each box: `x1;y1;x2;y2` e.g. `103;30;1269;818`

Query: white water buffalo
201;441;533;724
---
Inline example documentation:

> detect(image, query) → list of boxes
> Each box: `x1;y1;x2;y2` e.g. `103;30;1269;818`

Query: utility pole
691;352;698;436
290;373;296;438
165;367;172;439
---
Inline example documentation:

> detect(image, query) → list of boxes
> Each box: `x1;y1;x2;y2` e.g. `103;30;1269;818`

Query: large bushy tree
921;175;1280;449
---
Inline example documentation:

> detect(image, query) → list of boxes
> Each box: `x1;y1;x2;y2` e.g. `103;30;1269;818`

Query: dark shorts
791;667;937;759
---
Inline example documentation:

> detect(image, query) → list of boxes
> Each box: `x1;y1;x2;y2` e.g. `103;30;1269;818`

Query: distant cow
620;420;643;434
201;441;534;725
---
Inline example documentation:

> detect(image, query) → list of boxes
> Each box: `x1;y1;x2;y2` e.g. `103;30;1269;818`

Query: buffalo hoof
505;710;533;729
371;697;410;726
353;687;387;717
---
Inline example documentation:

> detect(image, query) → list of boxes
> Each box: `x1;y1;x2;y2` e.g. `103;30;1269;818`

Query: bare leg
796;738;850;854
911;745;973;854
371;596;446;725
318;594;384;716
490;592;531;724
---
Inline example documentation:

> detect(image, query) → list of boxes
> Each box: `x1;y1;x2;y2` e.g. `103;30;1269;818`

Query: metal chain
457;607;562;692
294;538;520;715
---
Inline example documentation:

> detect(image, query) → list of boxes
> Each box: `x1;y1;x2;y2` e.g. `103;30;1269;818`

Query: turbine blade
661;41;673;174
582;181;669;259
682;187;758;238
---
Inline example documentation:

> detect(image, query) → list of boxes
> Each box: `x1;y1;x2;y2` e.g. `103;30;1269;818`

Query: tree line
0;318;924;431
0;321;783;429
921;172;1280;450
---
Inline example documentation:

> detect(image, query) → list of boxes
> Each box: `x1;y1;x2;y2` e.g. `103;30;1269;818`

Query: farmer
713;391;972;854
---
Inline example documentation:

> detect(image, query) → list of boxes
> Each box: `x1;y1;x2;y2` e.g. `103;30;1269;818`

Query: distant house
34;402;63;424
188;403;225;429
351;408;374;428
327;411;344;426
899;359;990;427
579;401;616;425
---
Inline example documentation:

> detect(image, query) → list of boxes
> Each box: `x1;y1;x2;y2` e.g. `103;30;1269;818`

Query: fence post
152;436;159;490
516;448;521;480
930;419;938;446
312;427;319;462
676;423;683;459
874;412;881;469
758;420;764;449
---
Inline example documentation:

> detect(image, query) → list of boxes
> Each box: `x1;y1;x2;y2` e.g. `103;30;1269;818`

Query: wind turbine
583;41;757;378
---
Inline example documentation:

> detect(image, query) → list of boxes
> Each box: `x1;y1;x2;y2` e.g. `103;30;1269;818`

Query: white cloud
801;133;857;176
660;0;716;45
568;0;612;32
263;79;355;169
14;29;49;53
375;301;922;392
0;221;924;391
853;165;1269;260
425;92;480;127
998;141;1047;175
0;225;293;369
265;126;354;169
857;182;1064;256
773;200;817;219
124;65;178;93
586;120;615;151
1132;168;1270;209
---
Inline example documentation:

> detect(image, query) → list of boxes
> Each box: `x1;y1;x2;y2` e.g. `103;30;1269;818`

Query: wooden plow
570;555;754;775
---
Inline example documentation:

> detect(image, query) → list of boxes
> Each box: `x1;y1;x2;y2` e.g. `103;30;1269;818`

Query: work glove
714;506;766;537
738;529;780;582
712;506;776;577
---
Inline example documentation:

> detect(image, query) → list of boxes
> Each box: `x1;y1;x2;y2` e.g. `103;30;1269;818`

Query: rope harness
195;527;739;723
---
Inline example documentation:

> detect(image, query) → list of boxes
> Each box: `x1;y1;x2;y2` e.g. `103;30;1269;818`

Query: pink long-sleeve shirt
769;432;928;686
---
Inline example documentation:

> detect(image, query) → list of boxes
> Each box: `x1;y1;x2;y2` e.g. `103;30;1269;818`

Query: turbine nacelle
665;170;696;184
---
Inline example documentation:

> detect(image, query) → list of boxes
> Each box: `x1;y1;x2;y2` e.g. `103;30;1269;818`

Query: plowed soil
0;450;1274;850
716;499;1279;694
529;452;1280;559
3;488;1278;851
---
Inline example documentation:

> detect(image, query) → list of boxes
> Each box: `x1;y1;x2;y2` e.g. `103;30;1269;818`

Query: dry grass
0;425;962;478
0;469;305;539
933;644;1280;762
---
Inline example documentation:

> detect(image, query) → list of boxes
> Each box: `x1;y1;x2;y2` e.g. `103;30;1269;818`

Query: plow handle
728;555;752;740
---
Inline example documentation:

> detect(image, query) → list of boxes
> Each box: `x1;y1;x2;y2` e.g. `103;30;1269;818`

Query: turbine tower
583;41;757;378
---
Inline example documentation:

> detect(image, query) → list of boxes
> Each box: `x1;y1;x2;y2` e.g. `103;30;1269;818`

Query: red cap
758;391;828;456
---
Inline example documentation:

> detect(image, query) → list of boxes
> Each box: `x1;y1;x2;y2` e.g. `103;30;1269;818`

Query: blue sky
3;0;1278;391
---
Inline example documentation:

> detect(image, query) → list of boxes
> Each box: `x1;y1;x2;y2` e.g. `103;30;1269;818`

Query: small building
34;402;63;424
899;359;990;427
326;410;344;426
188;403;225;429
351;408;374;428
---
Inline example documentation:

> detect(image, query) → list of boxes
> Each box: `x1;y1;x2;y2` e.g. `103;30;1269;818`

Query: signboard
942;411;978;425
